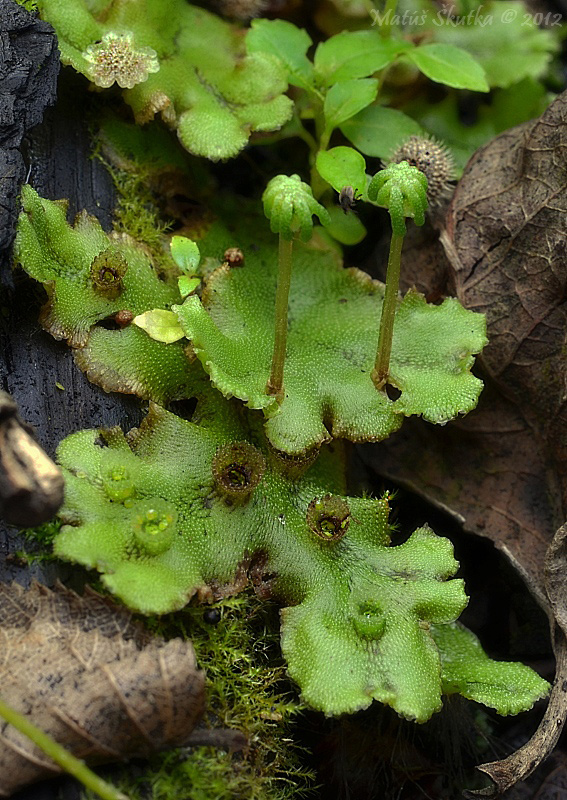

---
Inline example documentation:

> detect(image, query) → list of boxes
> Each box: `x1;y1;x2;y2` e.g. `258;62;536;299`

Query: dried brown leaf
0;581;206;796
441;89;567;585
367;90;567;606
363;90;567;793
465;522;567;796
491;747;567;800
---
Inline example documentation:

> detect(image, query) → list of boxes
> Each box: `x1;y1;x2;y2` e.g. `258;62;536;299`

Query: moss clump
96;592;316;800
14;0;39;11
98;155;173;273
14;519;63;565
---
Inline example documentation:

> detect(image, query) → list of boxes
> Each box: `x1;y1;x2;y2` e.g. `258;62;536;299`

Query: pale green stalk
372;232;404;389
0;696;129;800
379;0;399;37
267;235;294;402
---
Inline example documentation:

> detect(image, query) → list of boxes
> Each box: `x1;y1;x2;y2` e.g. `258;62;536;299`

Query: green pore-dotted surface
432;622;549;715
14;186;198;403
37;0;292;161
15;188;486;448
174;220;487;455
54;392;548;720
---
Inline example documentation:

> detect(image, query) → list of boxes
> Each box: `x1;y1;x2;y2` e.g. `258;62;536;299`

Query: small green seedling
367;161;428;389
261;174;330;402
133;236;200;342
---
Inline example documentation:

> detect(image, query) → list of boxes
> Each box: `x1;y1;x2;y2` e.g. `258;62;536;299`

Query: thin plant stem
318;128;331;153
267;235;294;402
379;0;398;37
372;232;404;389
297;121;318;155
0;696;129;800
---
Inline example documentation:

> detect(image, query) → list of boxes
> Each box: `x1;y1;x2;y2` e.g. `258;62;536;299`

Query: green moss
13;0;39;12
97;154;173;273
86;592;317;800
15;519;62;565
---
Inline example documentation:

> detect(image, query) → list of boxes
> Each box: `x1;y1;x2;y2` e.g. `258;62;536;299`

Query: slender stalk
267;235;294;403
296;121;318;155
372;232;404;389
318;129;331;153
0;696;129;800
379;0;398;38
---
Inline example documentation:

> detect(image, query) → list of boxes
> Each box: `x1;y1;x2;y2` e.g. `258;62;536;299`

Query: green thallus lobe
52;397;549;722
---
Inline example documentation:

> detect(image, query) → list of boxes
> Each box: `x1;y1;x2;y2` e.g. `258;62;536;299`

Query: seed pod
114;309;134;328
306;495;350;541
212;442;266;501
223;247;244;267
90;248;128;298
131;498;177;555
390;135;455;207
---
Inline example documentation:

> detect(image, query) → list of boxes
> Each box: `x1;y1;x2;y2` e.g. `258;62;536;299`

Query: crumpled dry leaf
363;89;567;792
0;581;206;796
366;89;567;604
465;522;567;796
442;88;567;592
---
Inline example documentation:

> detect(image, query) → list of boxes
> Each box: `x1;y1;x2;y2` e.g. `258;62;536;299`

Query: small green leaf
133;310;186;344
406;43;489;91
324;78;379;132
15;186;199;404
314;31;411;85
325;205;367;246
54;390;543;721
431;2;559;89
178;276;200;298
73;326;199;405
54;398;470;721
247;19;316;91
340;105;424;159
389;291;488;423
170;236;200;274
316;147;367;195
177;104;249;162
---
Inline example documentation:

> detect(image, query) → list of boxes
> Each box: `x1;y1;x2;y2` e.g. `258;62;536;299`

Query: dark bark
0;7;142;586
